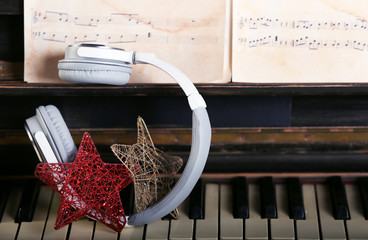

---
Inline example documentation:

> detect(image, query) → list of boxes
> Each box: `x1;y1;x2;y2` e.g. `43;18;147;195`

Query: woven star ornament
111;117;183;218
34;132;132;232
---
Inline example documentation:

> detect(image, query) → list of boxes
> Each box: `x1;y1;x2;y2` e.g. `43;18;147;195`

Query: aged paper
24;0;230;84
233;0;368;83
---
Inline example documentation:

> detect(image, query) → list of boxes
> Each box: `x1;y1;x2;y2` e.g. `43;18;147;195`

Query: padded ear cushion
58;61;132;85
38;105;77;163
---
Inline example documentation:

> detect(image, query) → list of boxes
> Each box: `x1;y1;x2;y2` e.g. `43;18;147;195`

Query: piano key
169;198;194;240
270;184;295;239
357;177;368;220
245;184;268;240
16;186;53;240
195;183;219;240
316;184;346;240
145;219;170;240
189;179;205;219
15;178;40;223
286;178;305;220
68;217;95;240
220;184;243;240
295;184;319;240
328;176;350;220
120;225;145;240
120;182;134;216
0;180;10;222
42;192;69;239
92;221;118;240
259;177;277;219
232;177;249;219
0;187;22;239
345;184;368;240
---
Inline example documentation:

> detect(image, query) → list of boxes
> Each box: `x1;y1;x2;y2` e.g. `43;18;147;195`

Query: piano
3;0;368;239
2;169;368;239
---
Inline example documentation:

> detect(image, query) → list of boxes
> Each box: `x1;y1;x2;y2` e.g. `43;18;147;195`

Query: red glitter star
34;132;132;232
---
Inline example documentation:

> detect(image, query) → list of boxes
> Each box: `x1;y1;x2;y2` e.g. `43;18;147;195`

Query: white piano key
42;192;68;240
316;184;346;240
245;184;268;240
219;184;243;240
195;184;219;240
295;184;319;240
120;225;145;239
68;217;94;240
169;198;193;240
93;221;118;240
17;186;53;240
145;219;170;240
270;184;294;240
0;187;22;239
345;184;368;240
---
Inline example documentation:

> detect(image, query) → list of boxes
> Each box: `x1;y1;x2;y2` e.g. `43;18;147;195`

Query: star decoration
111;117;183;218
34;132;132;232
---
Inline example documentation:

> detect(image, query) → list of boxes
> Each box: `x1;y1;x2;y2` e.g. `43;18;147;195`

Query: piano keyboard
2;176;368;239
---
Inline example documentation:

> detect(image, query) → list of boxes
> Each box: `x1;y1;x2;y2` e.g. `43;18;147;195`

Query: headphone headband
26;44;211;226
59;44;206;110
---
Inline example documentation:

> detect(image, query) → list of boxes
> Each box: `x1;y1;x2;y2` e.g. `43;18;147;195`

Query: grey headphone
25;44;211;226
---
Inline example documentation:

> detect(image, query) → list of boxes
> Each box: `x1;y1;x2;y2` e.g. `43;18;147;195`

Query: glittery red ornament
34;132;132;232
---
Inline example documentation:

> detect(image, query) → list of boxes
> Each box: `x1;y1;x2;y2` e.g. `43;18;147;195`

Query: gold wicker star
111;117;183;218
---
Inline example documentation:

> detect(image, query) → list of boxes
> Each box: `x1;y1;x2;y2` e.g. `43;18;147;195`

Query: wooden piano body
2;1;368;239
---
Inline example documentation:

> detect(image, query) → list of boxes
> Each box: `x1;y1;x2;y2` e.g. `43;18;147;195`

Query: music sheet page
233;0;368;83
24;0;230;84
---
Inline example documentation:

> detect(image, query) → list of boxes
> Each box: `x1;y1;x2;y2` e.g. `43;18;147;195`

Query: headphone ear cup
38;105;77;163
58;61;132;85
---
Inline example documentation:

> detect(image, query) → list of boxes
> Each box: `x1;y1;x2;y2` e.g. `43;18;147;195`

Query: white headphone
25;44;211;226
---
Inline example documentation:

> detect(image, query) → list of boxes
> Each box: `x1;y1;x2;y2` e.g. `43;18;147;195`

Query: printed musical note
106;34;138;43
239;34;368;51
352;40;367;51
237;16;368;31
44;11;69;22
294;36;308;47
74;16;105;27
42;32;68;42
108;13;140;25
73;33;100;43
295;20;312;29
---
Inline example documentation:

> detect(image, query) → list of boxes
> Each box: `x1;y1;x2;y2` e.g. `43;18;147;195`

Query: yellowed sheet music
233;0;368;83
24;0;230;84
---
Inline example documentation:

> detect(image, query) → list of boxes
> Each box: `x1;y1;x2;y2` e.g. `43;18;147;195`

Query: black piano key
0;180;10;222
328;176;350;220
189;179;205;219
357;177;368;220
232;177;249;219
15;178;40;223
286;178;305;220
259;177;277;219
120;182;134;216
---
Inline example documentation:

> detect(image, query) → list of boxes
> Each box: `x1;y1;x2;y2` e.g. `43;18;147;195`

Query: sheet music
233;0;368;83
24;0;230;84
